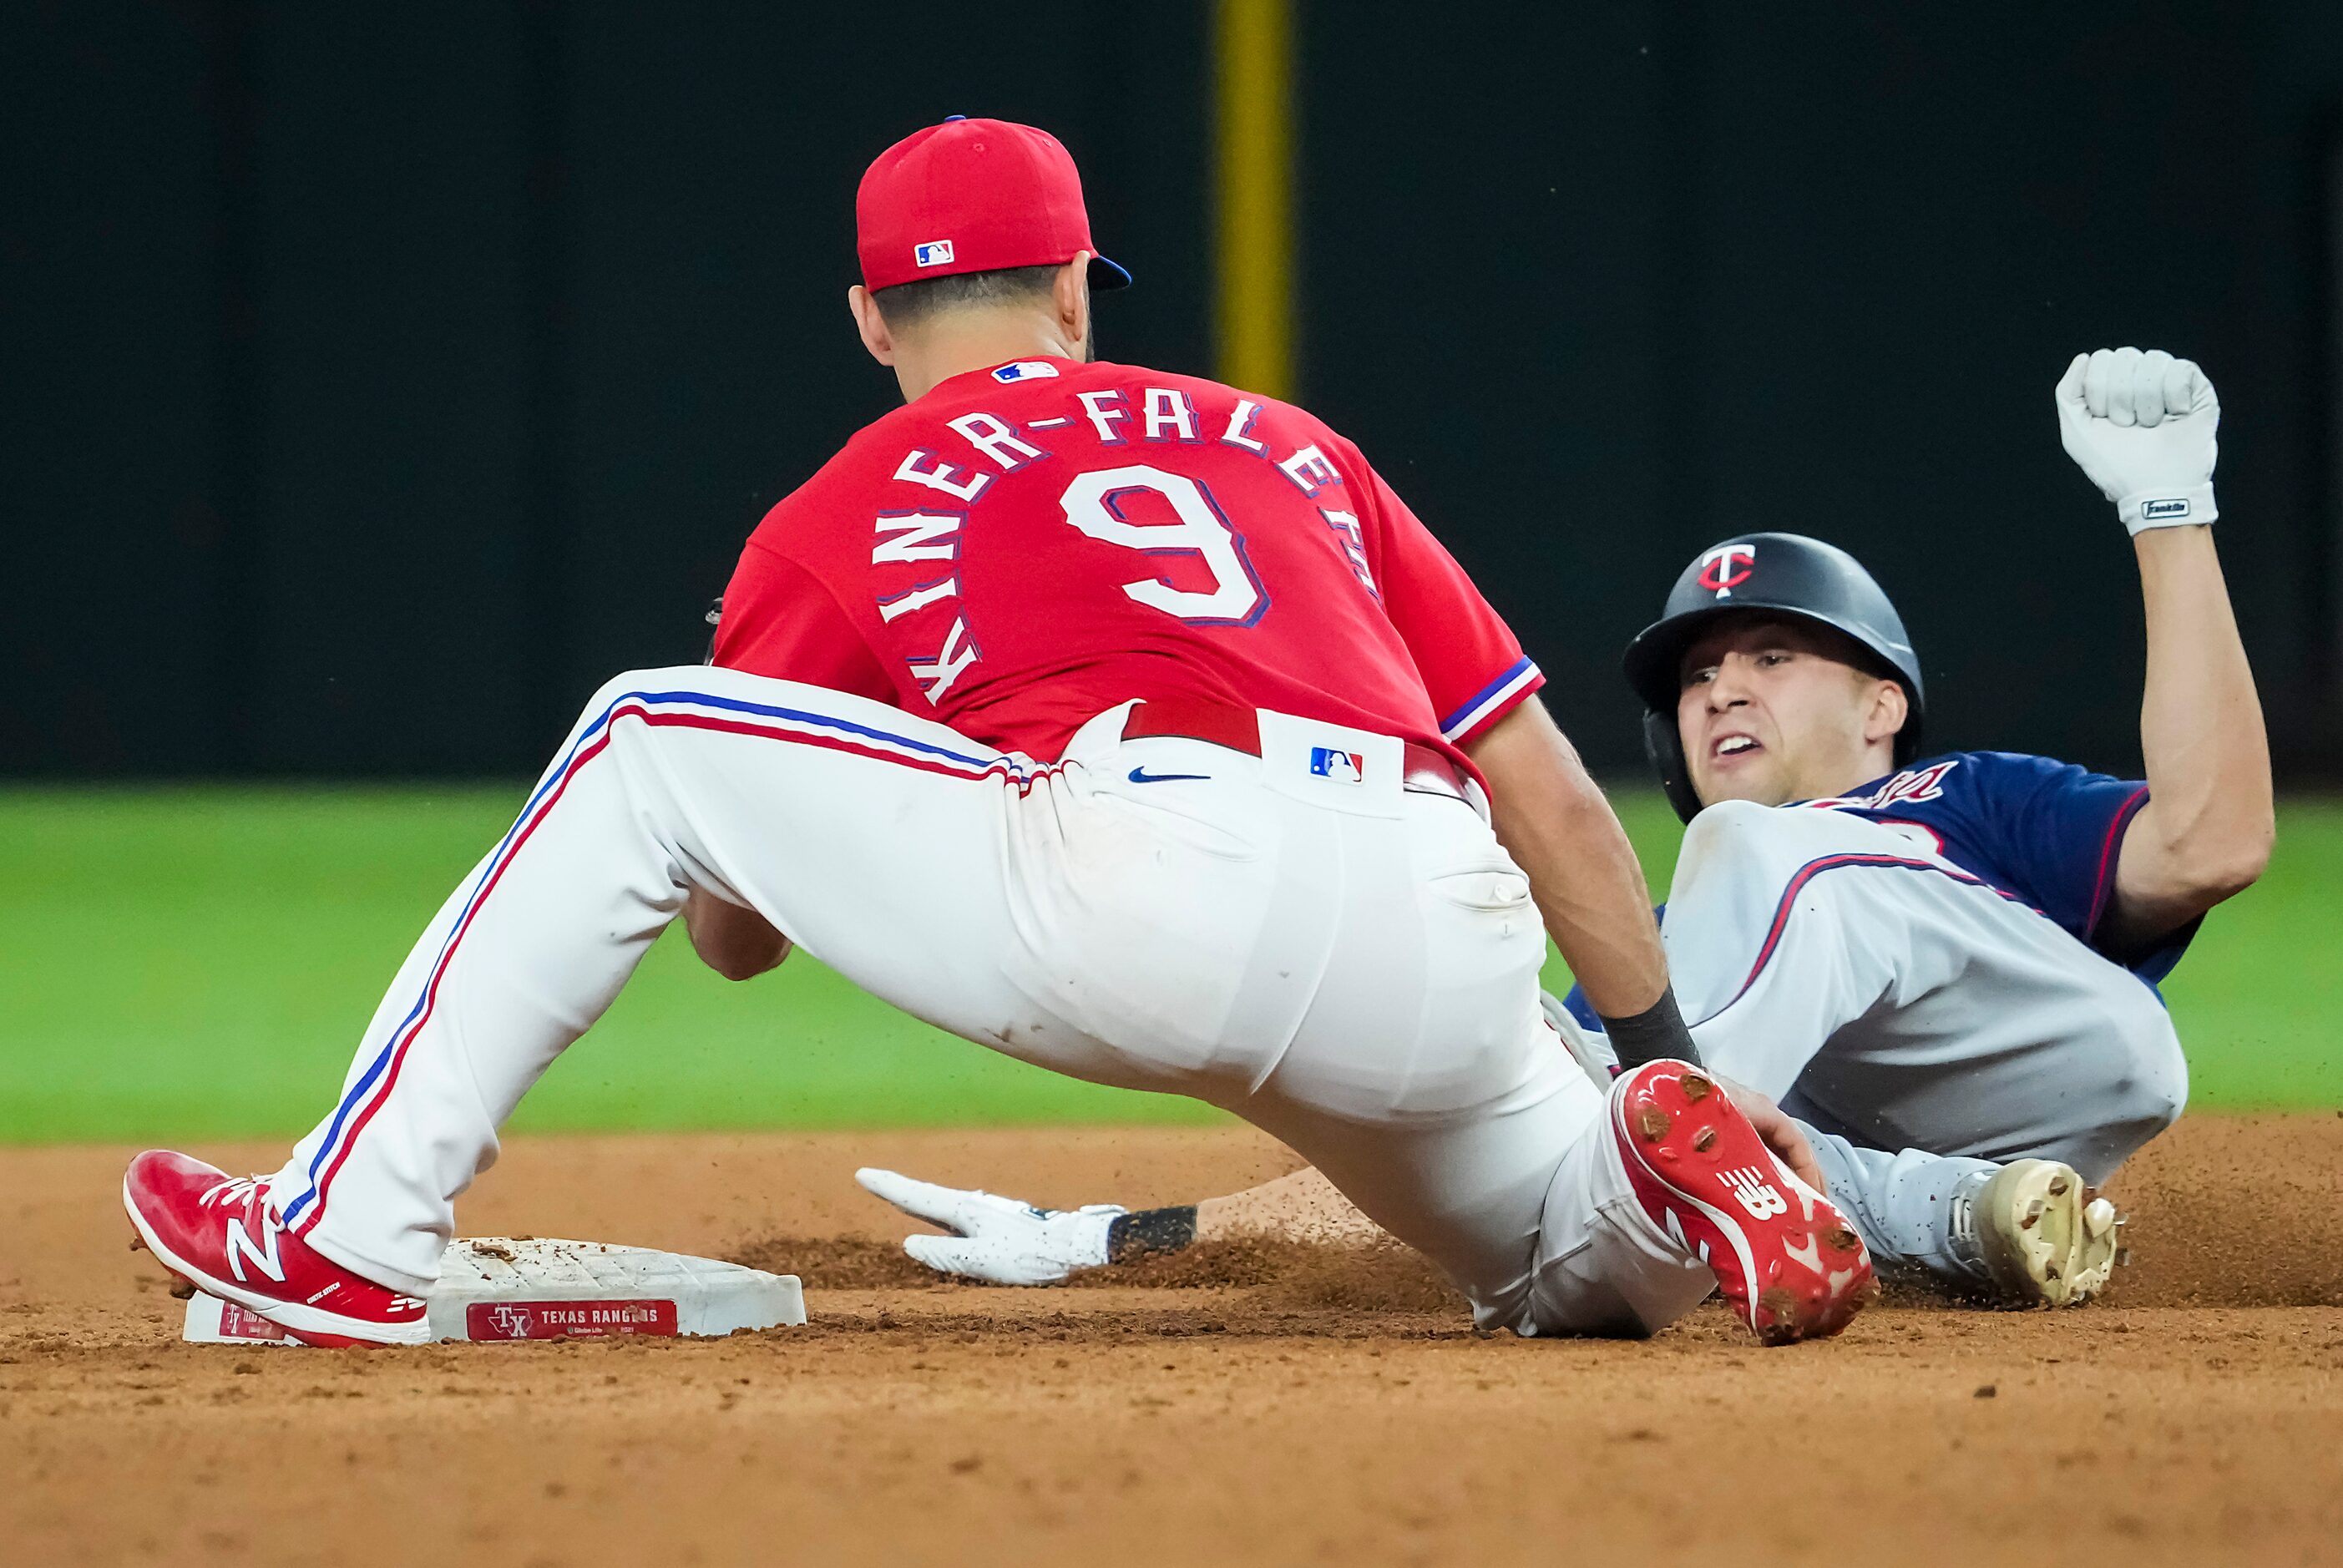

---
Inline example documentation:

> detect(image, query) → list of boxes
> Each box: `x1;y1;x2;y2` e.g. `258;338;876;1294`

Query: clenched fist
2055;347;2219;534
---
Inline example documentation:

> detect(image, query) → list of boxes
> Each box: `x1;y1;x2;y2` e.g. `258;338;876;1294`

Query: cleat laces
199;1175;279;1225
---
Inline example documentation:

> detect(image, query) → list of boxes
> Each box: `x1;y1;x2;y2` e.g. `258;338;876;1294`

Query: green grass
0;787;2334;1145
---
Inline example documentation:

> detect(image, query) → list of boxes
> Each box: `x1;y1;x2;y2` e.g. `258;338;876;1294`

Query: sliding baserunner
119;117;1873;1348
863;348;2270;1308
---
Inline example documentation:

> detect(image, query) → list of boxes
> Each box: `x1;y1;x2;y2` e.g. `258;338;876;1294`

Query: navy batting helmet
1622;533;1926;822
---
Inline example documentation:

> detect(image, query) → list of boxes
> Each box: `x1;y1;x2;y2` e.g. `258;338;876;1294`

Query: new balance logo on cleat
123;1151;433;1347
1607;1061;1875;1345
1719;1166;1789;1219
223;1204;286;1283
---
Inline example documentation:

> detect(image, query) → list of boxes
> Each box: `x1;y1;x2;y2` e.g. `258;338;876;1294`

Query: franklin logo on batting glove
2054;346;2220;534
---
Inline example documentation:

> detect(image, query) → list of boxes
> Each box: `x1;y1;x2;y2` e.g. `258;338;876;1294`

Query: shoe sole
1976;1159;2122;1308
121;1176;428;1348
1611;1066;1875;1345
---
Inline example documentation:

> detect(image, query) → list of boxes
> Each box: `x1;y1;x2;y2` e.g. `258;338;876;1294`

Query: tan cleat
1954;1159;2123;1307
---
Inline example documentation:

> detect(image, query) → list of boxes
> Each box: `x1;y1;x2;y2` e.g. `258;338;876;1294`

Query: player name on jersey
873;383;1359;704
714;356;1542;770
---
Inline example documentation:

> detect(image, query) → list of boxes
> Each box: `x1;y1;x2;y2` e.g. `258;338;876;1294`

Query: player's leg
1661;800;2185;1177
1246;1050;1870;1342
1657;801;2174;1300
844;781;1875;1337
131;681;1485;1335
1788;1125;1991;1281
1228;793;1870;1342
196;670;1131;1301
1562;1009;2128;1306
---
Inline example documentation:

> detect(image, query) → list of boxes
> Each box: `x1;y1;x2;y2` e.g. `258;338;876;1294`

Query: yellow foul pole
1215;0;1294;401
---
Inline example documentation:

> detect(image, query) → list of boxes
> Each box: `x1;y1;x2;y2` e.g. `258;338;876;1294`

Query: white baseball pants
1654;800;2188;1277
267;667;1708;1335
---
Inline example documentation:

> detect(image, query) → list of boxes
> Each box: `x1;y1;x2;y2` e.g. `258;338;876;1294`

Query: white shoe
1951;1159;2123;1307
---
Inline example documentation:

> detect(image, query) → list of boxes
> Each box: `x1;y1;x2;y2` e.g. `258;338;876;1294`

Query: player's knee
2067;1004;2188;1179
2110;1024;2188;1136
570;665;723;743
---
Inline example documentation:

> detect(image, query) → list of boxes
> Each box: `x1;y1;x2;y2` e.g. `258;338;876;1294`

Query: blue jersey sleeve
1955;751;2194;980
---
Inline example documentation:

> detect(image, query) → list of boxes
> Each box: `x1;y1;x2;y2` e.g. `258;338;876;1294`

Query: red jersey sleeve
710;541;897;704
1350;452;1544;746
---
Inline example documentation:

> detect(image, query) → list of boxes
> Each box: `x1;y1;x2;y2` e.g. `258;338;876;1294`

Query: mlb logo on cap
1310;746;1366;784
913;239;955;269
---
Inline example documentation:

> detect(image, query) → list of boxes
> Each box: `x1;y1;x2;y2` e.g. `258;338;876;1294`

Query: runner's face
1676;617;1897;807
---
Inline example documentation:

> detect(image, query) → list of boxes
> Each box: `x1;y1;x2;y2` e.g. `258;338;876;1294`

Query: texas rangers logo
1698;543;1757;598
486;1303;535;1338
1309;746;1365;784
1718;1166;1789;1219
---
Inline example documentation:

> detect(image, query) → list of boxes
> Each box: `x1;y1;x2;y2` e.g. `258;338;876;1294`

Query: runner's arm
2106;524;2274;944
2051;352;2275;944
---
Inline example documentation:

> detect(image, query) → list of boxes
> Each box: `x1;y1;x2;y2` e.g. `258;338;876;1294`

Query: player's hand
2055;347;2219;534
681;887;792;980
855;1167;1123;1286
1715;1078;1826;1196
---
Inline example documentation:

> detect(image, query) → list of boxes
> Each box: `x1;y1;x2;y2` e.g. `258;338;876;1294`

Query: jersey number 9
1060;464;1269;628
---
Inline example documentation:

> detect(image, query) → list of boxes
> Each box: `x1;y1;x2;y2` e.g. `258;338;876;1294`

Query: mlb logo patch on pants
1258;711;1402;817
1310;746;1365;784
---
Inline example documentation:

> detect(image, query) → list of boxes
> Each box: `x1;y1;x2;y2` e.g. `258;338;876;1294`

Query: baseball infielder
119;118;1877;1348
862;347;2272;1308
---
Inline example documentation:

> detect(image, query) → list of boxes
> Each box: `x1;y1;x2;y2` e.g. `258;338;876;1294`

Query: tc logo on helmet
1698;543;1757;598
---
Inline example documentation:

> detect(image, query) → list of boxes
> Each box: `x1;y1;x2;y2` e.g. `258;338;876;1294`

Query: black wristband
1106;1205;1198;1262
1598;987;1701;1070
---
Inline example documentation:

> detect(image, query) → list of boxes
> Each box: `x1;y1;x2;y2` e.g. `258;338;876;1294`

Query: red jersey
713;356;1542;763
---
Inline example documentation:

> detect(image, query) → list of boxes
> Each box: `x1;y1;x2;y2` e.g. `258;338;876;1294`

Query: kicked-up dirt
2;1114;2339;1565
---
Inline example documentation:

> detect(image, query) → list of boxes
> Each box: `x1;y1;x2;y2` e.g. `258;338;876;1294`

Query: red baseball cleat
1609;1061;1875;1345
122;1151;428;1347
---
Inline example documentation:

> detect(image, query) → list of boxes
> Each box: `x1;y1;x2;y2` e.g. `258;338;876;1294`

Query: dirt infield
4;1115;2339;1566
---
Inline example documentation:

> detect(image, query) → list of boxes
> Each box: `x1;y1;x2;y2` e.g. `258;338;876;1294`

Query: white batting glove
855;1167;1124;1285
2055;346;2219;534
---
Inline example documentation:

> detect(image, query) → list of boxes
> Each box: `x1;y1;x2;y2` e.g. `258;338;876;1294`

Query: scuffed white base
181;1237;806;1345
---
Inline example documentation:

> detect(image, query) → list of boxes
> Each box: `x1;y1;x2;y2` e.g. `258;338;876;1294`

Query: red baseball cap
856;116;1131;295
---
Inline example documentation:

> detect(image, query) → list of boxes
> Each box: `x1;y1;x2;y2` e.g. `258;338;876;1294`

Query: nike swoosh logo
1127;766;1212;785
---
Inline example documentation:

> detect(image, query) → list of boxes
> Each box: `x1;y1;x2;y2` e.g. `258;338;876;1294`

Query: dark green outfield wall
5;3;2340;779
